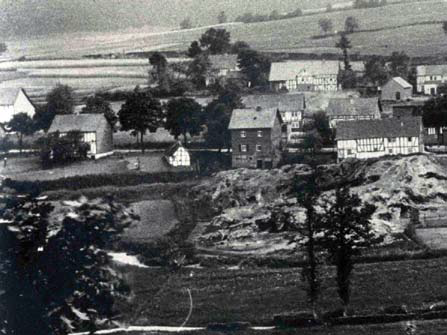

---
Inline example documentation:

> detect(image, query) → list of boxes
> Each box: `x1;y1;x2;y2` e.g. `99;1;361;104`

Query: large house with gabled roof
228;107;283;169
336;117;423;161
326;97;381;128
0;88;35;124
416;64;447;95
205;54;241;87
380;77;413;101
48;114;113;158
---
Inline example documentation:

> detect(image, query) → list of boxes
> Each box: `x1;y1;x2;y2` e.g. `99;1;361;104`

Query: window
395;92;401;100
240;144;247;152
388;137;396;143
347;149;353;155
256;145;262;152
257;130;263;137
408;137;412;142
428;128;436;135
241;131;246;138
388;149;393;154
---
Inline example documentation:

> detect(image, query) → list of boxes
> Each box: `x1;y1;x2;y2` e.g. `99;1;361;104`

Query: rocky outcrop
191;154;447;253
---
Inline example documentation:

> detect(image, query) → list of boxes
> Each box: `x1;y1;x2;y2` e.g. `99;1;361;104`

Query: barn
48;114;113;158
380;77;413;101
163;142;191;167
0;88;35;124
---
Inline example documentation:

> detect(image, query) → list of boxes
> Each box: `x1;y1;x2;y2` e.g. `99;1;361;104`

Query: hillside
191;154;447;253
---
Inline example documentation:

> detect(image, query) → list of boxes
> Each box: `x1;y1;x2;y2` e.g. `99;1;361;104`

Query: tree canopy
318;18;333;35
149;52;170;91
388;51;410;79
363;56;389;86
81;95;117;129
187;41;202;58
165;97;204;145
344;16;359;33
188;53;211;89
118;88;163;152
199;28;231;54
238;48;271;87
46;84;74;115
7;113;35;152
422;95;447;127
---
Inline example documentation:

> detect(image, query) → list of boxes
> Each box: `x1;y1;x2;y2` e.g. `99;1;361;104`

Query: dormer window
257;130;263;137
241;131;246;138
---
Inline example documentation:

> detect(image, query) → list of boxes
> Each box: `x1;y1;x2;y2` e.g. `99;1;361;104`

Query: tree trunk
183;133;188;147
140;132;145;153
19;133;23;154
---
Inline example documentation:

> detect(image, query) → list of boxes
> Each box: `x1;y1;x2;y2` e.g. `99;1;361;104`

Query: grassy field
120;256;447;327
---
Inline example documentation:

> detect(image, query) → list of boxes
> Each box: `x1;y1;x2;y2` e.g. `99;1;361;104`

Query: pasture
121;256;447;327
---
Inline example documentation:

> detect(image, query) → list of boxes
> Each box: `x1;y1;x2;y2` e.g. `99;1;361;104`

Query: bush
380;305;408;315
273;312;321;328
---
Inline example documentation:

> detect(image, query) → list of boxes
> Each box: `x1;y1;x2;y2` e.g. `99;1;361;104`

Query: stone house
228;107;283;169
380;77;413;101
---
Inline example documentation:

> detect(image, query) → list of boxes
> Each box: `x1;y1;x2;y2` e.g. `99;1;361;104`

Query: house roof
242;93;305;112
0;88;22;106
336;117;422;140
48;114;107;133
327;97;380;117
417;64;447;76
387;77;412;89
269;60;340;82
209;54;239;70
164;141;185;157
228;108;281;130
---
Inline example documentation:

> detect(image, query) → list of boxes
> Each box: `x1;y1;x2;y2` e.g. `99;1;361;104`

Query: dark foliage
187;41;202;58
7;113;35;153
39;131;89;167
81;95;117;129
238;48;271;87
422;95;447;127
199;28;231;54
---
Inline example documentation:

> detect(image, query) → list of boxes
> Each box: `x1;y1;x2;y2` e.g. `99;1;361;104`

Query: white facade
416;65;447;94
281;110;304;142
167;146;191;167
59;131;97;155
337;136;421;160
279;74;338;92
0;89;35;123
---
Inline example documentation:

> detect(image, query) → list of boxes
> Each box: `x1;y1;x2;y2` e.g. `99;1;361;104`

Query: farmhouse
205;54;241;87
0;88;35;124
48;114;113;158
380;77;413;101
163;142;191;167
326;97;381;128
228;107;283;169
416;65;447;95
336;117;423;161
242;93;306;142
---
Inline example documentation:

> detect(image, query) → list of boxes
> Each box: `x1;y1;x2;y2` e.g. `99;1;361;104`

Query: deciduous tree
318;18;333;35
238;48;271;87
388;51;410;79
317;187;381;316
149;52;170;92
7;112;35;153
165;97;204;145
46;84;74;115
188;53;211;89
344;16;359;33
187;41;202;58
363;56;389;86
118;88;163;152
81;95;117;130
199;28;231;54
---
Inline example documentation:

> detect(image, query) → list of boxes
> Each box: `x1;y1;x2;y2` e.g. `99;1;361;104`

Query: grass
119;256;447;327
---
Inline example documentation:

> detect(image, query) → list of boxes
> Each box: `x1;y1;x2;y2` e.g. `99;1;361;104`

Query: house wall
59;131;97;154
270;75;338;92
337;136;422;161
14;90;35;118
0;105;15;123
329;114;379;129
231;120;282;169
381;81;412;101
96;121;114;155
169;147;191;166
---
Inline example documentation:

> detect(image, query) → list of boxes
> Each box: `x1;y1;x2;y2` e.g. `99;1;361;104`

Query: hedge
4;171;197;193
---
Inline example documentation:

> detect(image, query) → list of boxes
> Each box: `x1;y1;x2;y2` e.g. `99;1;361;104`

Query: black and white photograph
1;0;447;334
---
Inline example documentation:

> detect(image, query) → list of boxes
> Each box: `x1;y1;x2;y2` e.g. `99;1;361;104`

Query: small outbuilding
380;77;413;101
48;114;113;158
0;88;35;124
163;142;191;167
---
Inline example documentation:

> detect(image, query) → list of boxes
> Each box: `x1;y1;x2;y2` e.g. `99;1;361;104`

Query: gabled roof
48;114;108;133
209;54;239;70
417;64;447;76
0;88;22;106
336;117;422;140
242;93;305;112
269;60;341;82
228;108;281;130
327;97;380;117
386;77;413;89
164;141;186;157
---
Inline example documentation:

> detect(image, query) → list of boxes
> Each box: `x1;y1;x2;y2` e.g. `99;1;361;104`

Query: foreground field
120;256;447;327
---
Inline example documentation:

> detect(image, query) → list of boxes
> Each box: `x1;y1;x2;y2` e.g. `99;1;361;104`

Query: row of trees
235;8;303;24
318;16;360;36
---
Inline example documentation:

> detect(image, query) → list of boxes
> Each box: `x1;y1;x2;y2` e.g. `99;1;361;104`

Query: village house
48;114;113;158
242;93;306;142
163;141;191;167
228;107;283;169
205;54;241;87
268;60;365;93
0;88;35;124
336;117;423;161
416;65;447;95
326;97;381;128
380;77;413;101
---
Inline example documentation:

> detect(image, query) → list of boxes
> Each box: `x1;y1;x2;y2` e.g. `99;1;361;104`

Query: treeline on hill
235;8;303;23
353;0;387;8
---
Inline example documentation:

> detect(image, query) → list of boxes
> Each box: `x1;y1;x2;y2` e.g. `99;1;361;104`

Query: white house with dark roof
228;107;283;169
0;88;35;123
242;93;306;142
48;114;113;158
380;77;413;101
326;97;381;128
416;65;447;95
336;117;423;161
268;60;365;92
163;141;191;167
